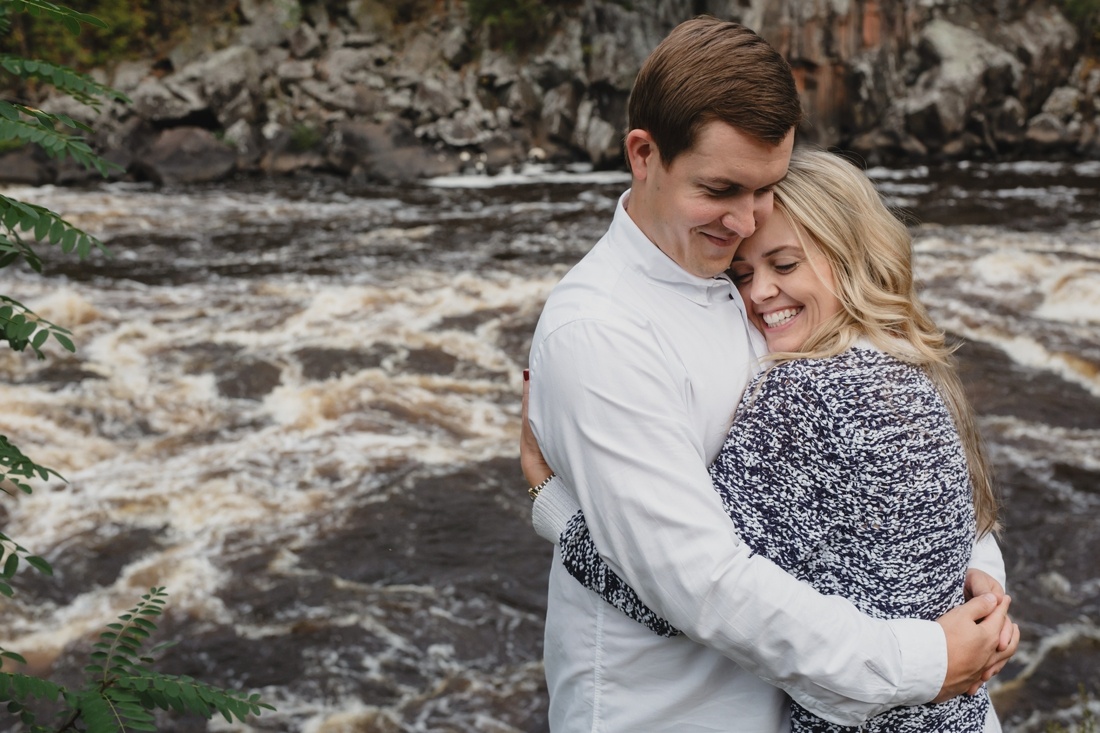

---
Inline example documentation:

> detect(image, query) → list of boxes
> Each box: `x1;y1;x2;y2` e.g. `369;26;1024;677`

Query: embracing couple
520;15;1019;733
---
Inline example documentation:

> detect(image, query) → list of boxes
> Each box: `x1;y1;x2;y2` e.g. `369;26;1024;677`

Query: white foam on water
983;415;1100;483
911;227;1100;397
1036;267;1100;324
426;162;630;189
866;165;930;180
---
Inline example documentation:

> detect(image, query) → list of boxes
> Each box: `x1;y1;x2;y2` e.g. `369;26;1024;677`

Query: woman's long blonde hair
763;147;999;536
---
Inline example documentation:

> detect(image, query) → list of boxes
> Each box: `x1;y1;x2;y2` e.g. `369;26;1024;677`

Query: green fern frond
0;55;130;108
119;671;276;723
89;588;168;684
4;0;108;34
75;688;121;733
0;649;29;670
0;192;111;260
0;671;65;702
0;528;53;604
0;105;121;177
1;433;67;494
0;294;77;359
0;671;66;729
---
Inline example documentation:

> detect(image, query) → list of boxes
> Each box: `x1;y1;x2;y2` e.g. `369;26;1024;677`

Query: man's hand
933;593;1020;702
965;568;1016;653
521;370;554;487
965;567;1004;602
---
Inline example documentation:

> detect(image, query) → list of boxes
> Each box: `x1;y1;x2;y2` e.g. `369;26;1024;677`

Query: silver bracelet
528;473;555;501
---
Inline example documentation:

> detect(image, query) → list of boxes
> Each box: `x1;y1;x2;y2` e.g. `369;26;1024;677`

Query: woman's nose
751;273;778;302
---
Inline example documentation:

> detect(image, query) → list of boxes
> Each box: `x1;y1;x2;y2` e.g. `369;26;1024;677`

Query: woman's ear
624;129;659;181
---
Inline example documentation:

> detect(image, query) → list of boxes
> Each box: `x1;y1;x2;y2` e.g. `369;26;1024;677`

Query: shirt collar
609;190;734;306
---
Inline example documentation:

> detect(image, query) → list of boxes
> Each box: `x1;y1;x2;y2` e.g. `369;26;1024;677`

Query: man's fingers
974;612;1020;691
983;621;1020;681
965;568;1005;602
976;594;1011;628
998;613;1015;651
959;592;999;622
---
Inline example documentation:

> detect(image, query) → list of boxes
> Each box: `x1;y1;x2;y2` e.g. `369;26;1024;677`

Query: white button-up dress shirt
527;191;1005;732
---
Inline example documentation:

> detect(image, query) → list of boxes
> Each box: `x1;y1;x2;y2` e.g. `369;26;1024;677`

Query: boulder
132;77;206;124
1026;111;1069;150
990;96;1028;147
995;6;1079;113
0;145;55;185
1042;86;1082;121
324;119;460;183
902;19;1022;145
299;78;382;115
541;82;579;143
574;98;622;167
289;22;321;59
237;0;300;49
132;127;238;184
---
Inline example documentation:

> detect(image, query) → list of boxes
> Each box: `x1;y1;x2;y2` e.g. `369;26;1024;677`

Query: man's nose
720;201;756;239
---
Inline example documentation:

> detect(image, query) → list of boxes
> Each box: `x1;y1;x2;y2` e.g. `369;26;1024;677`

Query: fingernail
523;369;529;382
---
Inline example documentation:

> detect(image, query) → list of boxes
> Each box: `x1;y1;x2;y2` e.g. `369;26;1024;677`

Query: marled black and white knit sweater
558;344;990;733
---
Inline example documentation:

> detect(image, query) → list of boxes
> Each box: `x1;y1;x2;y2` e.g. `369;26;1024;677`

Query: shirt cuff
969;533;1007;592
531;475;579;544
887;617;948;706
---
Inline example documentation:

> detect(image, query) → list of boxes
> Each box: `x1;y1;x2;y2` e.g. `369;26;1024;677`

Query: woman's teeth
763;307;801;328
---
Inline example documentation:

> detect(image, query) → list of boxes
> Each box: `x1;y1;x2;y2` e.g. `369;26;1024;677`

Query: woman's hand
521;370;555;487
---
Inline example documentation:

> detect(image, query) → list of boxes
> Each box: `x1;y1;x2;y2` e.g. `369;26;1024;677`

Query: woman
522;148;1002;732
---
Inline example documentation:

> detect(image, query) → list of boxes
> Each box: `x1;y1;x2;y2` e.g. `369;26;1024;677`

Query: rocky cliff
3;0;1096;185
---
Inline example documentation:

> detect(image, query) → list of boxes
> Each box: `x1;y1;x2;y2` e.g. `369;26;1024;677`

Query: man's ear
624;129;659;181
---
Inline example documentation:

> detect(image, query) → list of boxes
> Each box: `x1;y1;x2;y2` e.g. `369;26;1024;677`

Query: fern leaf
76;689;121;733
0;54;129;107
1;433;65;497
0;672;65;704
116;671;275;722
0;650;28;669
0;106;121;177
6;0;109;31
93;588;169;684
0;194;110;262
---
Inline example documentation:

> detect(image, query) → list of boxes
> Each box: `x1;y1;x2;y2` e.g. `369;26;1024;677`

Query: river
1;156;1098;732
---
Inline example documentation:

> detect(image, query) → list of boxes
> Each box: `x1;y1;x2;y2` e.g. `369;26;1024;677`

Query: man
523;16;1017;732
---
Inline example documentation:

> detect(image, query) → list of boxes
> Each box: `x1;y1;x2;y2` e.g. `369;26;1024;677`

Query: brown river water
0;158;1098;732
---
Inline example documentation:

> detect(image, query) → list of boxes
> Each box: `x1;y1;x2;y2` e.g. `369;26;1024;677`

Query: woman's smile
729;210;843;353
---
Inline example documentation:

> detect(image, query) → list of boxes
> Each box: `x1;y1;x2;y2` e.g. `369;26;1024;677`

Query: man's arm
530;321;1013;726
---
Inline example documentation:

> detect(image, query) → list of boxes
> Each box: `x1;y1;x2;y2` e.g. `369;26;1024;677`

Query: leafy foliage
0;0;238;71
1;0;117;357
0;4;274;731
466;0;581;52
0;588;276;731
1059;0;1100;48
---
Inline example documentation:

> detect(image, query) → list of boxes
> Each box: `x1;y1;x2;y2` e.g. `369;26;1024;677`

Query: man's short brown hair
628;17;802;165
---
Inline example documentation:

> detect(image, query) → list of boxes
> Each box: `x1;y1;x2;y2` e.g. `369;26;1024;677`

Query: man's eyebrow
698;174;786;190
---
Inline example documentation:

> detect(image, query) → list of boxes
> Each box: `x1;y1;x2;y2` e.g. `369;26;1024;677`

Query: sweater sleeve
532;323;947;725
554;363;846;636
